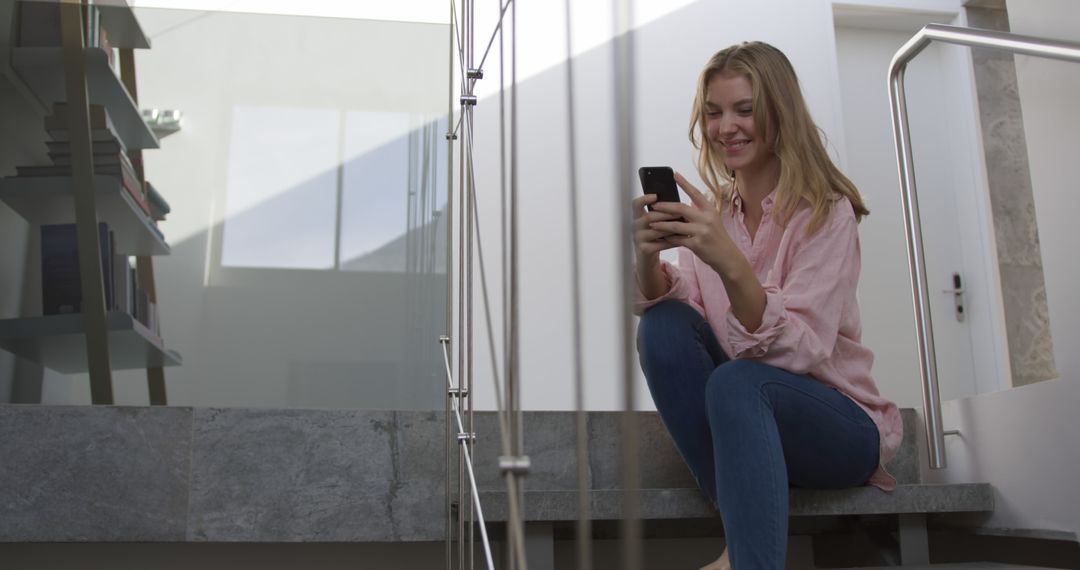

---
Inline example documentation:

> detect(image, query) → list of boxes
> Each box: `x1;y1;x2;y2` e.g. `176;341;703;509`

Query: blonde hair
688;41;869;233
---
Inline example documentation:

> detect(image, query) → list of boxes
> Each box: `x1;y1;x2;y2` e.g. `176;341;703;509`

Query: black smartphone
638;166;681;210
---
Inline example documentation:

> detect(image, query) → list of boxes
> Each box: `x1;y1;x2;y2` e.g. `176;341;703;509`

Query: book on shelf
45;140;128;156
146;182;170;221
44;128;125;144
18;105;154;218
41;222;114;316
40;223;154;324
114;253;132;321
46;103;118;135
49;152;125;167
127;266;158;335
15;161;151;218
43;103;126;149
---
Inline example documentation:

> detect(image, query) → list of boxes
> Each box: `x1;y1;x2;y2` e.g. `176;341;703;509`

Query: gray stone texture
0;405;192;541
0;405;983;543
479;484;993;522
967;5;1058;387
187;408;445;542
470;409;919;493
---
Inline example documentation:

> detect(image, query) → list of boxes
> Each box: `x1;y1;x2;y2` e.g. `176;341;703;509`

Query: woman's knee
639;300;699;334
638;301;699;349
637;301;703;375
705;360;773;415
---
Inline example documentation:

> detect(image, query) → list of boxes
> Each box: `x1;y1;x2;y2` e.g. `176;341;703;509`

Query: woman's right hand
632;193;680;262
632;193;679;299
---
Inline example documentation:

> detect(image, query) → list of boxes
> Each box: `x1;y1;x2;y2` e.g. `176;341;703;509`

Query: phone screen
638;166;680;211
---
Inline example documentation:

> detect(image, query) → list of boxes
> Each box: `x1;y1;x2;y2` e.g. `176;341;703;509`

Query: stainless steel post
888;23;1080;469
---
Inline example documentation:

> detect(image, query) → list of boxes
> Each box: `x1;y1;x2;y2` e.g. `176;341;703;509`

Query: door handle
942;272;965;322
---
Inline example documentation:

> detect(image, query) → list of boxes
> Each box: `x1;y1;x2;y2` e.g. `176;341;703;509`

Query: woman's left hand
649;173;740;277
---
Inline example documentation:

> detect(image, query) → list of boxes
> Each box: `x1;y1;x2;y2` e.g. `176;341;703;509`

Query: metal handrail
888;23;1080;469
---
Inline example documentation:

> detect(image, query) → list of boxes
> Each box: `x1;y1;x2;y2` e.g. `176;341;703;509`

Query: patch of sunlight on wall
471;0;700;99
131;0;701;100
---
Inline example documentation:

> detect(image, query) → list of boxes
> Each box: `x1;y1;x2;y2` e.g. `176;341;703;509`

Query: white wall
464;0;972;412
924;0;1080;541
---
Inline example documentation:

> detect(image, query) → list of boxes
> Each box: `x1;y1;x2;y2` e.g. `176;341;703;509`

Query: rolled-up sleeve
633;247;705;316
725;211;860;373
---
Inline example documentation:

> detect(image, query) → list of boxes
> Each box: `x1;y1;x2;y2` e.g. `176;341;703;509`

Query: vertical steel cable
466;1;477;568
507;0;530;567
445;1;457;568
457;0;468;560
561;1;593;568
612;0;642;568
498;0;510;480
457;0;471;566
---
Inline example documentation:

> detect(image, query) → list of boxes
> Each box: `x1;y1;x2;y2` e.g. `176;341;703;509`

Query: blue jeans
638;301;879;570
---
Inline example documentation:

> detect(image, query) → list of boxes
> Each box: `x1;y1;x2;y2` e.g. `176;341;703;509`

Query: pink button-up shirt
635;191;902;491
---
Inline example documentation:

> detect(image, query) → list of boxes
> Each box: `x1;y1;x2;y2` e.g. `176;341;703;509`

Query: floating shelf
0;174;169;256
12;47;159;150
95;0;152;50
0;312;182;373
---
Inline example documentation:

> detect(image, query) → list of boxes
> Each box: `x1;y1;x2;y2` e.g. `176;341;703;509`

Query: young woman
632;41;902;570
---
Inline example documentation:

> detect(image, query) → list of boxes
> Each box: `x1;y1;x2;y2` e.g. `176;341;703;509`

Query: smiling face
704;72;776;178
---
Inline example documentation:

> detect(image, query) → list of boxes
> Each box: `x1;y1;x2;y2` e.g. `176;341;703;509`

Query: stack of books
16;103;154;219
41;222;159;336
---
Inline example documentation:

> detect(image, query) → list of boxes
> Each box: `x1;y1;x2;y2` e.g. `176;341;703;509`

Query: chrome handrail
888;23;1080;469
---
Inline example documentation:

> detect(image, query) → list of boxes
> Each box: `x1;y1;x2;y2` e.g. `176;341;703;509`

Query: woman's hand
648;173;740;277
632;193;680;299
632;193;681;261
651;173;766;331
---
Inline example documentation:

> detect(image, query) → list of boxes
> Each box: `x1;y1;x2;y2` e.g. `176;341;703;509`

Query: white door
833;16;1010;409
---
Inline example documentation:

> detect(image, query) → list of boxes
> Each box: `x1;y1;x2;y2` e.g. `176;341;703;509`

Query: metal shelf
0;174;170;255
0;312;181;373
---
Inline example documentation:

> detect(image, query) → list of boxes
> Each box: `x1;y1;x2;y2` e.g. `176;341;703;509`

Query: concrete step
478;483;994;522
0;405;935;544
467;408;922;493
842;561;1054;565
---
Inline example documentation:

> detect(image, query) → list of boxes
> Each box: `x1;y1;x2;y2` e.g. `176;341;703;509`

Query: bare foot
699;548;730;570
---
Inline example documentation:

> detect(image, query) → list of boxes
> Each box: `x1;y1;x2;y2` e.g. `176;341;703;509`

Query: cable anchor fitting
457;432;477;444
467;68;484;80
448;386;470;398
460;94;478;107
498;455;531;476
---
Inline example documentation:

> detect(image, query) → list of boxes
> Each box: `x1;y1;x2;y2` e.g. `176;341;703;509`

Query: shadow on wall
153;111;451;410
8;113;451;410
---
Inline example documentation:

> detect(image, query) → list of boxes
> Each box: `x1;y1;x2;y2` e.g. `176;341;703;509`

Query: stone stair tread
478;483;994;522
844;564;1053;570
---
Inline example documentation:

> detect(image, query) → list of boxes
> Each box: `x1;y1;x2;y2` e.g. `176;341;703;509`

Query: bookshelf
0;312;181;373
0;0;179;405
0;174;170;255
12;47;158;149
